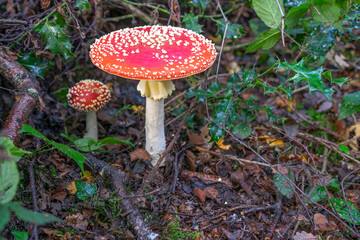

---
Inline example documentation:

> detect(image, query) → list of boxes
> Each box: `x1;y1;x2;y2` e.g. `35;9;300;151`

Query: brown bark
0;49;40;142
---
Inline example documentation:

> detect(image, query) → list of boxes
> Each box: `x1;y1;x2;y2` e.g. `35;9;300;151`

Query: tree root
85;154;159;240
0;49;40;142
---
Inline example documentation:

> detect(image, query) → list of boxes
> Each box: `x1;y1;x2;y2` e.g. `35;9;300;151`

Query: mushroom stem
85;111;98;140
145;97;166;165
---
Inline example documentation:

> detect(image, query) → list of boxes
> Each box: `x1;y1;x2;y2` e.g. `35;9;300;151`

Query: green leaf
232;123;252;139
74;138;102;152
285;3;309;30
98;137;134;146
209;99;238;142
54;88;69;103
0;205;11;232
0;137;30;162
339;145;350;154
17;52;50;79
322;70;348;87
278;60;334;101
0;161;19;204
328;178;340;193
9;202;61;224
11;231;29;240
306;25;337;59
310;3;341;24
330;198;360;225
76;0;90;11
19;124;48;142
190;0;210;10
51;141;86;173
246;28;281;53
182;13;203;33
253;0;284;28
273;168;294;198
339;91;360;120
309;185;326;203
36;19;76;60
75;181;97;200
249;18;268;37
216;19;244;41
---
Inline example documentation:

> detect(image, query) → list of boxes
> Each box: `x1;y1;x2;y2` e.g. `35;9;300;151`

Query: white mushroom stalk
85;111;98;140
89;25;217;166
137;80;175;163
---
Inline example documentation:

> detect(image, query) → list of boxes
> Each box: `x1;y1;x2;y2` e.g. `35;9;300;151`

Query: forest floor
1;0;360;240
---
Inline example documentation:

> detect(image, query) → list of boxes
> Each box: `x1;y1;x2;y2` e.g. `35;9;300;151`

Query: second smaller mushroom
67;79;111;140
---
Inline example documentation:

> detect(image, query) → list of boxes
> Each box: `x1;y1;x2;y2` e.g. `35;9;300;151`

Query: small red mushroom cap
67;79;111;112
90;25;217;80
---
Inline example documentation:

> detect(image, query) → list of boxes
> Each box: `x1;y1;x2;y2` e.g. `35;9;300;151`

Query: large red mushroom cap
89;25;217;80
67;79;111;112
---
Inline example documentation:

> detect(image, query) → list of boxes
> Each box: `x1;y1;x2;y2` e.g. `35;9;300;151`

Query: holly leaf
322;70;348;87
246;28;281;53
36;19;76;60
339;91;360;120
216;19;244;41
17;52;50;79
182;13;203;33
76;0;90;11
278;60;334;101
306;25;338;59
253;0;284;28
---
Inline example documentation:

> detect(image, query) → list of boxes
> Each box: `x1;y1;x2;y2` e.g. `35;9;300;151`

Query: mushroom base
137;80;175;100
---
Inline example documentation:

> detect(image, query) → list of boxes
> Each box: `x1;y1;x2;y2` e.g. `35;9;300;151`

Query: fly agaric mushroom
67;79;111;141
90;25;217;165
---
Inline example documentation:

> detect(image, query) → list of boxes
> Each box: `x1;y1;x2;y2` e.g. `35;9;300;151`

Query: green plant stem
252;62;278;82
120;0;240;19
121;0;170;15
9;3;66;49
201;5;241;18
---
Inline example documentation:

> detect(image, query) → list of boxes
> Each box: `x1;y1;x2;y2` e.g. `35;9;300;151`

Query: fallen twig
85;154;159;240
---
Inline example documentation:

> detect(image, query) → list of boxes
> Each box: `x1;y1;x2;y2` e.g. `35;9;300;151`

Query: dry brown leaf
41;0;51;9
52;191;67;201
271;164;288;175
314;213;337;231
293;231;318;240
204;186;219;199
194;187;206;203
130;148;151;162
66;181;77;195
6;0;15;14
345;122;360;151
65;213;89;229
185;150;196;171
